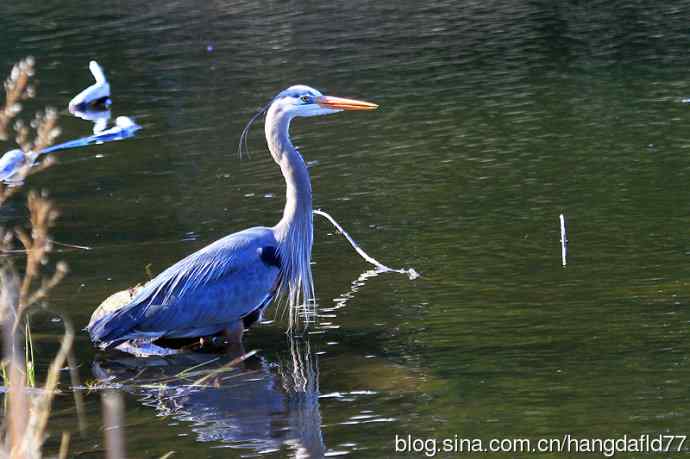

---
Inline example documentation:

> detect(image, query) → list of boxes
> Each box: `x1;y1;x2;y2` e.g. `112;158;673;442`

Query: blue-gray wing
88;226;280;348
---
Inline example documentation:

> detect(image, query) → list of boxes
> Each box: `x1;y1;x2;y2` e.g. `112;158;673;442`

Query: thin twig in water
313;209;419;279
2;239;92;255
174;356;221;378
51;240;92;251
559;213;567;267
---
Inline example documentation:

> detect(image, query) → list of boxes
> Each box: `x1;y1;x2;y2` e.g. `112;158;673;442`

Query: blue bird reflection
92;338;326;457
42;116;141;154
0;113;141;186
70;106;112;134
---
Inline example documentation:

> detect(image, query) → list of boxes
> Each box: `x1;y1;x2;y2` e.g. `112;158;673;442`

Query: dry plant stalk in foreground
0;57;77;459
1;194;72;459
0;57;35;142
0;56;60;206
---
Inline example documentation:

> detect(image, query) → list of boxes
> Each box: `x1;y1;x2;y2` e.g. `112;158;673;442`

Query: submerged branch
313;209;419;279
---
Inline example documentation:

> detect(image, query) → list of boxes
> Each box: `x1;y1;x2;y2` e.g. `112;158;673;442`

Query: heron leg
224;320;245;343
219;321;246;357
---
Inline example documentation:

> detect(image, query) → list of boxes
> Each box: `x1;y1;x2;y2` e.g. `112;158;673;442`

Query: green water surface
2;1;690;458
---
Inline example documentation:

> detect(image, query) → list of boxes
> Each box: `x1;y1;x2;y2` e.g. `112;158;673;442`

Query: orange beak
315;95;379;111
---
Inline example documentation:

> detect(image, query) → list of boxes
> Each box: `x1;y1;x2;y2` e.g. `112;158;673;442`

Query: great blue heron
87;85;378;352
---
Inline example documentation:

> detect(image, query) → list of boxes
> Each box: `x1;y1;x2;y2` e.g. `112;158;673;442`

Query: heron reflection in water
68;60;111;113
92;337;325;456
87;85;378;355
69;105;111;134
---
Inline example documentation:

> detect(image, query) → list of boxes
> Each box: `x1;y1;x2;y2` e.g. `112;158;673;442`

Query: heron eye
300;95;311;104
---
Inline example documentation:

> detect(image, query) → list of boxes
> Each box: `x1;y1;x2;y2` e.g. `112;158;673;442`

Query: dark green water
2;1;690;457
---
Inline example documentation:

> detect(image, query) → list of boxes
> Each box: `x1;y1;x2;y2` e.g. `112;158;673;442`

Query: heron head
239;85;377;158
273;85;378;118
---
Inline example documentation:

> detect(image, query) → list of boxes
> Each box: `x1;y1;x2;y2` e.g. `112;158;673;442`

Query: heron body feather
88;226;280;348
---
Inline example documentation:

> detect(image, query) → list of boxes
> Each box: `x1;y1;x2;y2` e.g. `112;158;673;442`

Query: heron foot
177;323;245;354
223;321;245;343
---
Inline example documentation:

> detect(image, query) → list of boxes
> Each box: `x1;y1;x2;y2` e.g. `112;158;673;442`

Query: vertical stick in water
102;390;126;459
559;213;567;267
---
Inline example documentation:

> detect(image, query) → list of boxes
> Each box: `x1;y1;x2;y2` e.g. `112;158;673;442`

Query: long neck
265;107;313;232
265;104;315;328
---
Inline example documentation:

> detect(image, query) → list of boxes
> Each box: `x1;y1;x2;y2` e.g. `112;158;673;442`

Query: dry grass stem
17;319;74;458
0;57;83;459
67;350;87;435
1;195;72;457
0;58;35;141
16;192;61;314
0;57;60;206
58;432;70;459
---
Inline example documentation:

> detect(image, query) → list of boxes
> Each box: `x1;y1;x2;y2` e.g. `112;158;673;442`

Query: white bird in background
0;149;27;184
68;60;111;112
